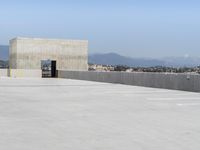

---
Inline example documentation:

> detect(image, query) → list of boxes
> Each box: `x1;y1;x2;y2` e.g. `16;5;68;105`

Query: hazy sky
0;0;200;58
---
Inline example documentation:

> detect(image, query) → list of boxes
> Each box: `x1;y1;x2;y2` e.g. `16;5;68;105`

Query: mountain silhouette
0;45;9;61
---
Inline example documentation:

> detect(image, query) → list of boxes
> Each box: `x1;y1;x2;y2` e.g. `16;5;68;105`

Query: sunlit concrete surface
0;77;200;150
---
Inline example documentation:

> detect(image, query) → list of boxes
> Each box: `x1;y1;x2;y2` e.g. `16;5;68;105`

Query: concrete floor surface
0;77;200;150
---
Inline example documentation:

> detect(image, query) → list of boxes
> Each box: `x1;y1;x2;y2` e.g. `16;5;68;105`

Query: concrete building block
9;37;88;77
9;69;42;78
0;69;8;77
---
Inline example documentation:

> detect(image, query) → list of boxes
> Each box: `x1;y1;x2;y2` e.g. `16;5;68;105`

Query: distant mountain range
0;45;9;61
0;60;8;68
89;53;200;67
89;53;165;67
1;45;200;67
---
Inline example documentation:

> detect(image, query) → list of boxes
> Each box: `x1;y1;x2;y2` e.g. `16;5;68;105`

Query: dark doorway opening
41;60;57;78
51;61;57;78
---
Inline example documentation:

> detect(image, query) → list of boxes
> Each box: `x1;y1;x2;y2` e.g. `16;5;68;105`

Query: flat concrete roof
10;37;88;43
0;78;200;150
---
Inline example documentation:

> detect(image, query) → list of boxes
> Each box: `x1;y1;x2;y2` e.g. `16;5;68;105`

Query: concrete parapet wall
0;69;8;77
9;69;42;78
58;70;200;92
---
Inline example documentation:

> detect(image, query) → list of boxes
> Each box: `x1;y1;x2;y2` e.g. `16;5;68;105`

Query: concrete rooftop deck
0;77;200;150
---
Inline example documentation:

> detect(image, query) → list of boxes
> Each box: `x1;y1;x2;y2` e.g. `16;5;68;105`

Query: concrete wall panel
9;69;42;78
9;37;88;72
0;69;8;77
58;70;200;92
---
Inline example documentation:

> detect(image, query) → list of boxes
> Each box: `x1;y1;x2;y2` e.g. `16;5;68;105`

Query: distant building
89;64;114;72
9;37;88;77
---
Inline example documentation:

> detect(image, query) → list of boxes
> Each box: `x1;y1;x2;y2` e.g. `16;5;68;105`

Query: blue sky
0;0;200;58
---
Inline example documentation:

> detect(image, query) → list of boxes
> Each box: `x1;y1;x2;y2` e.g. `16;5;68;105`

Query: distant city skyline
0;0;200;58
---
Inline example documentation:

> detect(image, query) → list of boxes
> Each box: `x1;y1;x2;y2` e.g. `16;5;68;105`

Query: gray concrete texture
9;69;42;78
9;37;88;70
0;69;8;77
58;70;200;92
0;77;200;150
